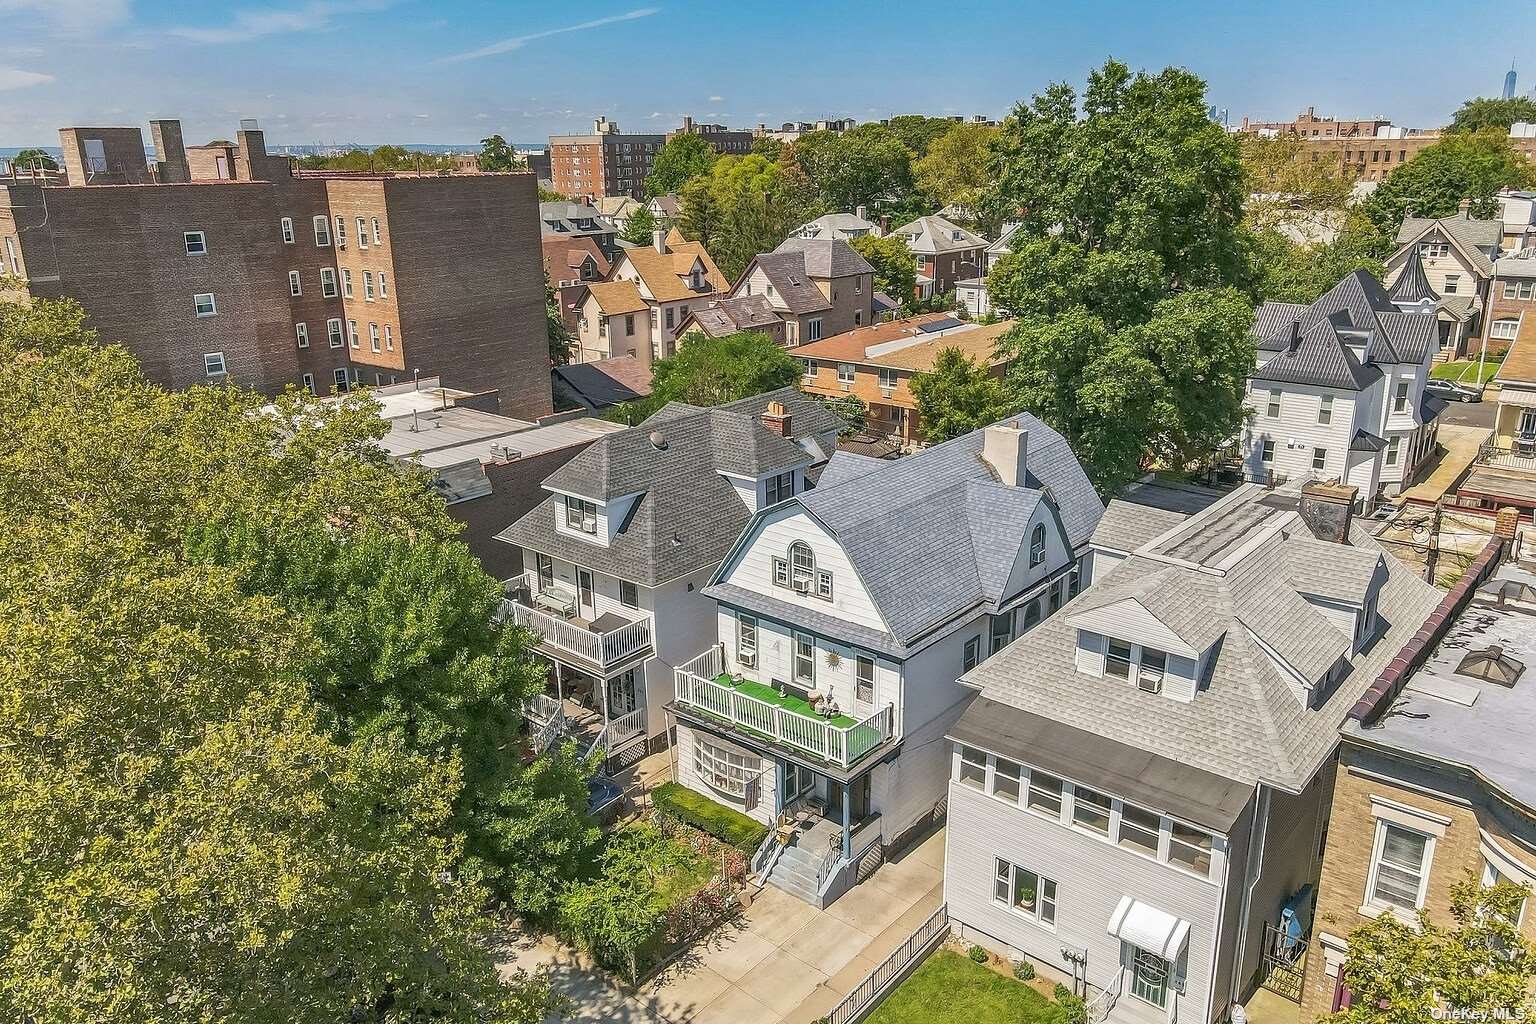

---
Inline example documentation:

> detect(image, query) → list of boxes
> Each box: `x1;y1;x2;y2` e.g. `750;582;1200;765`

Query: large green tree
1;300;597;916
546;273;573;366
790;124;916;214
982;61;1257;492
1330;877;1535;1024
645;133;716;198
883;114;958;158
914;122;1000;227
677;154;820;280
1251;228;1385;304
909;347;1017;443
1448;95;1536;134
850;233;918;304
620;205;659;246
1359;130;1536;243
478;134;521;171
10;146;57;171
611;330;802;423
0;339;558;1021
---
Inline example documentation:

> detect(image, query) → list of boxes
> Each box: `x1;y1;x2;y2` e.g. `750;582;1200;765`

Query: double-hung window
289;270;302;296
856;655;875;703
992;758;1022;804
766;471;794;505
837;362;855;388
1138;648;1167;693
378;272;388;297
994;858;1057;927
333;367;349;392
793;632;815;683
1386;436;1401;467
815;570;834;600
1261;439;1275;464
356;217;368;248
737;613;758;660
321;267;338;297
1105;639;1133;680
1319;394;1333;425
963;635;981;672
1118;804;1162;857
803;359;817;381
294;322;309;348
563;495;597;535
384;325;394;351
1169;821;1215;878
347;319;359;348
1266;389;1281;417
990;612;1012;655
326;318;344;348
281;216;295;244
371;217;381;245
203;351;226;376
1313;447;1327;471
1072;786;1113;836
342;268;354;298
369;323;381;352
620;580;639;608
334;216;346;249
789;541;815;591
1027;771;1063;818
535;552;554;592
958;745;987;789
1369;823;1431;912
1029;523;1046;566
1393;380;1410;413
313;216;330;246
193;293;217;317
878;367;898;392
364;271;374;300
183;230;207;255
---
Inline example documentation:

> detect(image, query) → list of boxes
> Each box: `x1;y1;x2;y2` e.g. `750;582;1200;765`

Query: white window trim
326;317;344;348
203;351;226;376
289;270;302;296
295;322;309;348
992;855;1059;931
1361;818;1435;923
313;216;331;246
193;293;217;317
183;230;207;256
301;371;315;394
281;217;295;244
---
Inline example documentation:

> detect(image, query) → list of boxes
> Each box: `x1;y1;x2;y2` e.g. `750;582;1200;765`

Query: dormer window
563;495;598;535
1029;523;1047;567
1106;639;1133;679
766;470;795;505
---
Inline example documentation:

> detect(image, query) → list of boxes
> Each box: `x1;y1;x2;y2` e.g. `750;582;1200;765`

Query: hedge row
652;782;769;853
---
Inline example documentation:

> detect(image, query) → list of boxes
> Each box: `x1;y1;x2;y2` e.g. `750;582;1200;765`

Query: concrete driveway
639;827;947;1024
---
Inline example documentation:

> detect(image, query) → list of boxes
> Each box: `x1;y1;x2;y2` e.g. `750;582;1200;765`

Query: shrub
1059;992;1087;1024
1053;982;1072;1001
968;944;989;964
653;782;769;852
1013;959;1035;981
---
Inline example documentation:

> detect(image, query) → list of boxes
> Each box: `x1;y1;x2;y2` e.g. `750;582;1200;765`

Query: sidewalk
496;928;666;1024
1399;423;1489;505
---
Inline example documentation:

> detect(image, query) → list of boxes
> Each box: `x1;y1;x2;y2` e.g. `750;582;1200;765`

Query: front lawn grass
1432;359;1502;384
865;949;1068;1024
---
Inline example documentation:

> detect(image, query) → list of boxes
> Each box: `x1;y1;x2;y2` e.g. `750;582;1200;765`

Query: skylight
1455;645;1525;687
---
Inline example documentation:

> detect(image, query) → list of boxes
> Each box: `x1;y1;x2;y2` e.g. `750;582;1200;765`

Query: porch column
600;672;611;723
555;663;564;702
774;760;785;821
841;783;852;860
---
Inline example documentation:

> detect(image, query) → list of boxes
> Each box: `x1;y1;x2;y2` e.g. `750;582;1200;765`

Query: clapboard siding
946;780;1227;1024
720;503;887;632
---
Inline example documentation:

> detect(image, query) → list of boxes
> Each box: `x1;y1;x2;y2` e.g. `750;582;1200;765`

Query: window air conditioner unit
1138;675;1163;695
738;650;757;668
793;579;811;594
582;517;597;531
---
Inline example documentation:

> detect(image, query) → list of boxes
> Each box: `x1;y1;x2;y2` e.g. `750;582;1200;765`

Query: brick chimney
981;423;1029;487
762;400;791;437
149;120;189;183
1288;317;1303;353
1495;505;1521;541
1297;481;1358;544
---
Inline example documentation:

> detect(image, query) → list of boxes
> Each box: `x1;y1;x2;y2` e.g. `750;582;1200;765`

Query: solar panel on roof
918;317;963;333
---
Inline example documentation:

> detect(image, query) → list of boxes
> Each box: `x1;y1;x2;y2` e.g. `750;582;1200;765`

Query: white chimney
982;424;1029;487
856;204;867;222
653;229;668;254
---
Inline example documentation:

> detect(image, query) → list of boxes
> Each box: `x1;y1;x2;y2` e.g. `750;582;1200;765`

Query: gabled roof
585;280;649;316
618;240;729;303
742;250;834;314
539;201;615;236
708;413;1103;654
963;483;1441;792
594;196;641;219
541;235;610;279
893;214;991;254
1387;248;1439;304
1252;311;1383;391
679;294;784;338
1253;270;1437;368
987;223;1024;256
772;236;875;279
1395;212;1501;276
797;212;879;239
498;388;842;586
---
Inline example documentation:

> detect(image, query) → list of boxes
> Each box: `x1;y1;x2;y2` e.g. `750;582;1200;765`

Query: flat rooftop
1346;563;1536;809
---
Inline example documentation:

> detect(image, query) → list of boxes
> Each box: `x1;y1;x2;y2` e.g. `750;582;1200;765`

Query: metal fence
826;904;950;1024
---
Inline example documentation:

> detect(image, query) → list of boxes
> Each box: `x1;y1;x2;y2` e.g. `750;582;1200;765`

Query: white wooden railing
530;705;566;755
525;692;562;724
503;598;653;668
609;706;647;748
1086;971;1123;1024
673;647;893;768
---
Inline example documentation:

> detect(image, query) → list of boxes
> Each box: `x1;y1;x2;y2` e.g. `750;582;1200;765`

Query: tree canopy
1359;130;1536;243
609;330;802;424
1448;95;1536;134
296;145;458;172
546;273;573;366
677;154;820;280
909;347;1017;444
982;60;1257;493
883;115;959;158
645;133;716;198
0;315;564;1023
620;205;659;246
1251;228;1384;305
790;124;916;214
1330;877;1536;1024
10;146;57;171
478;134;521;171
849;233;918;305
914;122;999;226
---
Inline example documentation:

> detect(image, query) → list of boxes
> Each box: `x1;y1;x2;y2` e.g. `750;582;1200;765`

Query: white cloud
708;95;724;103
170;0;391;44
0;67;53;90
0;0;130;32
442;7;659;63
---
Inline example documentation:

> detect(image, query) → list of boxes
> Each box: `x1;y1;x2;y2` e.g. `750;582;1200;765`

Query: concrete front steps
764;841;829;905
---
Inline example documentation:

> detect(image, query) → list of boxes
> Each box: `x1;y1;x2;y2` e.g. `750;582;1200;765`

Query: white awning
1497;385;1536;408
1108;896;1191;960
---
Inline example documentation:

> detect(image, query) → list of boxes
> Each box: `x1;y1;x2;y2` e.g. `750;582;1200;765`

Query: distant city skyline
1;0;1531;147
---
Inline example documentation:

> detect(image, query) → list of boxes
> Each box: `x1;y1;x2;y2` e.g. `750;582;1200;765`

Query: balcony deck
501;595;653;675
673;647;892;771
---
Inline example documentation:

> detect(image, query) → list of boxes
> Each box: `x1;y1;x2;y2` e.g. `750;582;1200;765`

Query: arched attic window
789;541;815;590
1029;523;1047;567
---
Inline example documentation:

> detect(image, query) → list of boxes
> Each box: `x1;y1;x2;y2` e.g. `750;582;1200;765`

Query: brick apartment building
549;116;753;200
1236;106;1443;183
0;119;552;418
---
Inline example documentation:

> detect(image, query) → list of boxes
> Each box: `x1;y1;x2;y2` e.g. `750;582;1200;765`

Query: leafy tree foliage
909;347;1017;444
1359;130;1536;244
649;330;802;409
296;145;458;172
0;291;97;358
646;133;716;198
1330;877;1536;1024
819;393;867;435
750;135;785;161
849;233;918;306
982;60;1257;492
1240;135;1353;234
620;205;659;246
478;134;522;171
546;273;573;366
1;299;597;917
10;146;57;171
883;115;959;158
1448;95;1536;134
1251;228;1384;304
677;155;820;280
790;124;916;214
914;122;999;223
0;333;558;1023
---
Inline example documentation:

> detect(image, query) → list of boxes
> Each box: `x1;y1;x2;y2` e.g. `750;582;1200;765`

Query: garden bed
864;946;1072;1024
653;780;768;852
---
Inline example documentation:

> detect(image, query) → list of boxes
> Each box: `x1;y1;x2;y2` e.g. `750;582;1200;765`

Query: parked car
1425;378;1482;403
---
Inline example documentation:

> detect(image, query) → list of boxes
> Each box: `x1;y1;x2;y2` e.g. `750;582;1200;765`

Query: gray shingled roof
1252;312;1383;391
708;413;1103;653
773;236;876;278
1091;499;1187;553
965;485;1442;791
1388;248;1439;304
1253;272;1436;367
497;388;841;586
687;294;783;336
894;215;991;254
749;251;834;314
1396;213;1501;276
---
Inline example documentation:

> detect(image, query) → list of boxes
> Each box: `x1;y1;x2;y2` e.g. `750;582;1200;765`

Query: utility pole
1425;499;1444;584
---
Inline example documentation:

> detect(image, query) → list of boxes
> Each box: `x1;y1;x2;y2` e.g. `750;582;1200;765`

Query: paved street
1437;395;1496;429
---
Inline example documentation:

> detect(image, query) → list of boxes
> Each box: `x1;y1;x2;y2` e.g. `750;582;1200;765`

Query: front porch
524;660;648;765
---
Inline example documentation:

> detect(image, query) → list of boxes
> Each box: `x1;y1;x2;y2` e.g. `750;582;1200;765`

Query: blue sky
1;0;1531;148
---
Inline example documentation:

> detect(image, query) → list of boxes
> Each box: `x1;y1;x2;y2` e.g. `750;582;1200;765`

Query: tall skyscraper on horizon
1505;64;1518;100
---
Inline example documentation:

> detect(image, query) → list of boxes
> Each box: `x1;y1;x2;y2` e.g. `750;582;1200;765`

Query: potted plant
1019;884;1036;911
